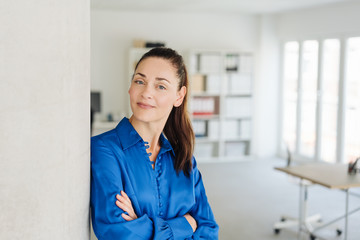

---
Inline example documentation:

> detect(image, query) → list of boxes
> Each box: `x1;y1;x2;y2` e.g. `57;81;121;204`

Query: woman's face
128;57;186;125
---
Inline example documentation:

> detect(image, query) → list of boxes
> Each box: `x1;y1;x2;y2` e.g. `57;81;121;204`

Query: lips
137;102;154;109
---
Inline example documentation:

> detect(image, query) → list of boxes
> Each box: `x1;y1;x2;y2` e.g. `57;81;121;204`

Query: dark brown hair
134;47;195;176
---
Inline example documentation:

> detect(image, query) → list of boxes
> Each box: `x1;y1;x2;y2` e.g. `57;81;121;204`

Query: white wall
0;1;90;239
253;15;280;157
91;9;259;120
276;1;360;39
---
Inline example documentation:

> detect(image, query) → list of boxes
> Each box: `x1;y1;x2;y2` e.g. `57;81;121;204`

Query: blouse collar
115;117;174;156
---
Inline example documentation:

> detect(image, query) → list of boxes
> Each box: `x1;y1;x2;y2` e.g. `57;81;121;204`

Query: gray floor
199;158;360;240
91;158;360;240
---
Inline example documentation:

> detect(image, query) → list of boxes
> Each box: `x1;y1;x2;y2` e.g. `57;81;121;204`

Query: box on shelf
191;74;206;93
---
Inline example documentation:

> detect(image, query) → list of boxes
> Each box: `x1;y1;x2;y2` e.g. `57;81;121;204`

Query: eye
134;79;145;85
158;85;166;90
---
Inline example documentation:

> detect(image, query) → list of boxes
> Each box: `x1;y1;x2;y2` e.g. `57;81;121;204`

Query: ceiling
91;0;356;14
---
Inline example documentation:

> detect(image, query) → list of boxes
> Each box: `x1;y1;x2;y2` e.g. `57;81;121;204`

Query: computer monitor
91;91;101;113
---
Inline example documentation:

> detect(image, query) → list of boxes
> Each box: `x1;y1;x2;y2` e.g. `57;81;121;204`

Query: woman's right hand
184;213;197;232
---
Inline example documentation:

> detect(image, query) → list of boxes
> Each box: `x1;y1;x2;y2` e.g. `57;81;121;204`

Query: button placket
156;154;163;217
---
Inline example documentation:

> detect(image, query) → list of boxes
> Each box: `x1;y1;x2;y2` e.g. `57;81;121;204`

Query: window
280;37;360;163
282;42;299;152
344;37;360;162
321;39;340;163
299;40;318;158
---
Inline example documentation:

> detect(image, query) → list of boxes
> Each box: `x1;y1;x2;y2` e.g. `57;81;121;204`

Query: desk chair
273;178;323;240
273;147;323;240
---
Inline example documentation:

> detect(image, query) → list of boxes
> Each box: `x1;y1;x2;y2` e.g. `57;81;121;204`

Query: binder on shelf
227;73;252;95
194;142;215;158
239;120;252;139
225;53;240;72
225;97;252;118
239;54;253;73
222;120;240;139
208;119;220;139
191;97;218;116
199;53;221;74
225;141;248;157
193;120;207;137
206;74;221;94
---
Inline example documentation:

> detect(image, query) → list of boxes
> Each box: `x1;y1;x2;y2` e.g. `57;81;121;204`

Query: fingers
115;191;138;221
184;213;197;232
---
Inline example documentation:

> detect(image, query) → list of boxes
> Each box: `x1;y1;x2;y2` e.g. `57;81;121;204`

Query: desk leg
298;180;305;240
344;189;349;240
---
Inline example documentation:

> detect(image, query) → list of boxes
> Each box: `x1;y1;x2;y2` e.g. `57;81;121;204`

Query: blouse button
159;212;163;216
159;202;163;207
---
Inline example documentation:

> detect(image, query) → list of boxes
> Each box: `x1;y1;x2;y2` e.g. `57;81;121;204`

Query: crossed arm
115;190;198;232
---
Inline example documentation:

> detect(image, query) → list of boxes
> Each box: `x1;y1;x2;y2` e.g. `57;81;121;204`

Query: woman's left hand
116;190;138;221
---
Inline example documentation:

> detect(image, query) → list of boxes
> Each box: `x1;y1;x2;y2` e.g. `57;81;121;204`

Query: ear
174;86;186;107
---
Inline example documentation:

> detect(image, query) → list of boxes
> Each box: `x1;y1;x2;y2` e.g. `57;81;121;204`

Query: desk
275;163;360;240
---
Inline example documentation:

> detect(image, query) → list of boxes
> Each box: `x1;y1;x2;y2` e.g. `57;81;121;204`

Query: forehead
136;57;178;79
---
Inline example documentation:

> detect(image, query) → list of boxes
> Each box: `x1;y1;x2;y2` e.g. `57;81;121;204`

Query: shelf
188;49;254;162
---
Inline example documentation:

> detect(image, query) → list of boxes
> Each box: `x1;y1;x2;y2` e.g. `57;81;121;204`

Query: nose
141;84;153;99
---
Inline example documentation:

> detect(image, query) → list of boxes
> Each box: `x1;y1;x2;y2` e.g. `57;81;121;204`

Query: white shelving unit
188;49;254;162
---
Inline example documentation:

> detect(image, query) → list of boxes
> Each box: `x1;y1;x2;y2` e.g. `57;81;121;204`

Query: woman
91;47;219;240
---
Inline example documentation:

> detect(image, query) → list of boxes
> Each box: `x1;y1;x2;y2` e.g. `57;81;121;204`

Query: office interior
1;0;359;239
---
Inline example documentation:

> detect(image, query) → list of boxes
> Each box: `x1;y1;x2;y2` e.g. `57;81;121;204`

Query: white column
0;1;90;239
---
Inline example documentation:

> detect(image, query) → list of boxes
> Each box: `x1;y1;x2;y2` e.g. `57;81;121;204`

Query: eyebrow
134;72;171;83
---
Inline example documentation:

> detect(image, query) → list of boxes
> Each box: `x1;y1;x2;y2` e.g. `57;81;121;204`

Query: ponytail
135;47;194;176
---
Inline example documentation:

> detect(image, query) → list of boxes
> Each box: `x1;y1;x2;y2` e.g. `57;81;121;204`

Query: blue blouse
91;118;219;240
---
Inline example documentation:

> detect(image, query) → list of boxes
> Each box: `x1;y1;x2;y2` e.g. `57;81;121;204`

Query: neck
129;116;164;150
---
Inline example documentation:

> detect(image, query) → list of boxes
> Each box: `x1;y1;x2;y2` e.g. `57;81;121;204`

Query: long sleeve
188;159;219;239
90;137;194;240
